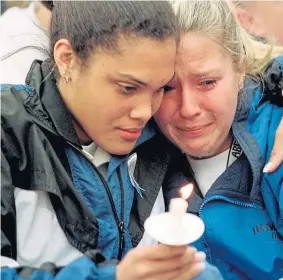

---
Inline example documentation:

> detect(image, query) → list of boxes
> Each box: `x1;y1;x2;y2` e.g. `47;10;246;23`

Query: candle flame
180;183;194;200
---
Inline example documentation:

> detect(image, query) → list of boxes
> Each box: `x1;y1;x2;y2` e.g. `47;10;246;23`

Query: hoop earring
62;72;71;84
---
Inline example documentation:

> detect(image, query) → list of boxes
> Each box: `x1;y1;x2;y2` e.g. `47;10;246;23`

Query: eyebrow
116;72;148;86
190;70;220;77
116;72;175;89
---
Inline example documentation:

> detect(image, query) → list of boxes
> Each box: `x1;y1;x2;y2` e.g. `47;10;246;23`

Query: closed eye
198;80;217;90
119;85;137;93
163;85;176;93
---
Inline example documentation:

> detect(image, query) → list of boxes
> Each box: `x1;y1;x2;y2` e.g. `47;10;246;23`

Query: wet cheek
214;110;235;132
155;106;167;123
158;97;176;118
155;111;174;135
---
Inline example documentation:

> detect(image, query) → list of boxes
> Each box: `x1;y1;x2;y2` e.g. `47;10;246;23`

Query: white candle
169;198;188;239
169;198;188;218
169;183;193;223
144;183;204;246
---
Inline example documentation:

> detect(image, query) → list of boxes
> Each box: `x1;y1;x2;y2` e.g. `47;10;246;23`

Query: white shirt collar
82;142;111;167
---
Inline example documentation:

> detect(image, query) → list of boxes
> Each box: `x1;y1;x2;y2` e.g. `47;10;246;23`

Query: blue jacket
1;60;222;279
165;56;283;279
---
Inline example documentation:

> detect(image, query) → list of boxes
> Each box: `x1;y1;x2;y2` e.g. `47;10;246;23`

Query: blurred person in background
1;1;27;15
1;1;7;15
0;1;52;84
232;1;283;45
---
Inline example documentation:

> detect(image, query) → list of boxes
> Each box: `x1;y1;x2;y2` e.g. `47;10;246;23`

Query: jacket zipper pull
118;221;125;259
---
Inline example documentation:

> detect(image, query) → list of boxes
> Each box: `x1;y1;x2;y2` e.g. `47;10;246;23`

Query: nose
179;87;201;119
129;91;163;122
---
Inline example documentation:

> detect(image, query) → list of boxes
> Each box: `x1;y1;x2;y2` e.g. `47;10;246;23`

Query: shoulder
246;58;283;160
1;84;32;111
0;7;25;25
1;84;34;135
0;4;48;78
0;4;39;37
258;55;283;107
246;56;283;124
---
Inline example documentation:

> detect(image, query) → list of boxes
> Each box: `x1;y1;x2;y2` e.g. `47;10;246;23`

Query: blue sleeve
1;256;116;280
193;261;223;280
247;63;283;237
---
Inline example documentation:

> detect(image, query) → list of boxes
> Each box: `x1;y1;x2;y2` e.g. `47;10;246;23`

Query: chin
182;145;214;158
107;144;136;156
185;144;227;159
186;151;210;159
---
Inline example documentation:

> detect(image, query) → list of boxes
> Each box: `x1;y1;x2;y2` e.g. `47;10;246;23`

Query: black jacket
1;60;174;277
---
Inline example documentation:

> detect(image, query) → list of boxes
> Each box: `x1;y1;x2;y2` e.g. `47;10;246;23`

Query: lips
121;128;143;132
178;126;206;131
177;124;211;137
119;128;143;141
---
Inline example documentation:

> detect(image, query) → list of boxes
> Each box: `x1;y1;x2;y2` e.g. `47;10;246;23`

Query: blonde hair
171;0;283;77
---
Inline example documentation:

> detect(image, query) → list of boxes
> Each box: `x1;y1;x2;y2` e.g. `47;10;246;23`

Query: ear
234;7;266;38
54;39;78;77
234;7;254;32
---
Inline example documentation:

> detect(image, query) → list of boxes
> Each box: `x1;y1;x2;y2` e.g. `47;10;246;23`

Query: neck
72;120;93;146
57;80;92;146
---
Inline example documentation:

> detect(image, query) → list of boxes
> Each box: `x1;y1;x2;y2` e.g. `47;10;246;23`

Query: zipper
200;195;258;210
232;129;258;192
117;168;125;260
199;194;257;258
67;141;125;260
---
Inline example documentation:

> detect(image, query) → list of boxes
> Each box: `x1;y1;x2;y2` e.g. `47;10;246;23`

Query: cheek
207;83;238;124
213;97;237;128
155;96;177;123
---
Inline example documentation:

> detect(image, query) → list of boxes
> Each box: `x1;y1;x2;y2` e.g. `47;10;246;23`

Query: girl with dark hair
0;1;222;280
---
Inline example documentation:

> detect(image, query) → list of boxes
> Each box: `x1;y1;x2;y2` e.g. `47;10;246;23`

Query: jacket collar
231;78;264;201
201;78;264;204
25;59;81;147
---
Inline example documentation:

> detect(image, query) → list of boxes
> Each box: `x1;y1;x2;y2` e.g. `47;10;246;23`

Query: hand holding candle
144;183;205;245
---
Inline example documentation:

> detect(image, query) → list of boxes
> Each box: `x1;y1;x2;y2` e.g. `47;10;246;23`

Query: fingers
177;262;206;280
148;263;204;280
171;253;207;280
119;246;206;280
180;249;205;266
153;247;200;273
134;244;188;261
156;244;189;258
263;118;283;173
139;248;205;280
150;251;206;280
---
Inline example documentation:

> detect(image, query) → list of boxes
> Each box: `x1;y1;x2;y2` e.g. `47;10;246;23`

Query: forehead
87;35;176;86
176;32;232;75
97;35;176;65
